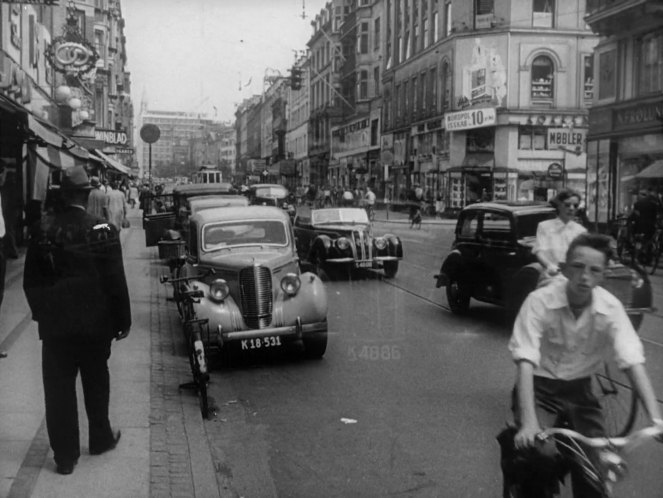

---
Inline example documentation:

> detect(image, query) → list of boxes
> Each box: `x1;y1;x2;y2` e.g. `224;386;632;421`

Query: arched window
531;55;554;101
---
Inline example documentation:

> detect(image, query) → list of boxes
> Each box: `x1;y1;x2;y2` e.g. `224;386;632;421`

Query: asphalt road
182;219;663;497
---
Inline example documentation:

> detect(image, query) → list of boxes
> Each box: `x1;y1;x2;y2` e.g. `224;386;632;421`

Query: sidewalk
0;208;220;498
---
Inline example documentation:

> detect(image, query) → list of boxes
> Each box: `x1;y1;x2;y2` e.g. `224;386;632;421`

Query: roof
172;183;235;196
191;205;290;225
462;201;554;214
188;195;248;208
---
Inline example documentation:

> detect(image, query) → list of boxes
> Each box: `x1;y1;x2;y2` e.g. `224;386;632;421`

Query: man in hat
87;176;109;221
23;166;131;475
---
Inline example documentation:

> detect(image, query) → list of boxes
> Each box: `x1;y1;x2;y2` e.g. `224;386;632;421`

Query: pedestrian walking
87;176;109;220
23;166;131;475
107;181;128;231
128;183;139;209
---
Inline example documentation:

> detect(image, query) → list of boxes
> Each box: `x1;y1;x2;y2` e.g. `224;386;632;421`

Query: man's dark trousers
42;339;115;465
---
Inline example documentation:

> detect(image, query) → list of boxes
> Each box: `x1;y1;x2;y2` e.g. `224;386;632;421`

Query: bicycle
502;423;662;498
160;275;212;419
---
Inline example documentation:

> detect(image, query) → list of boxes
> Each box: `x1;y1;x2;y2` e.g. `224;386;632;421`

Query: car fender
309;235;333;261
276;271;328;324
506;262;542;312
435;250;464;288
384;234;403;258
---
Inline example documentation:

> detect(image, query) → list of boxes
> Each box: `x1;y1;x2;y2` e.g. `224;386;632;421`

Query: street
2;210;663;497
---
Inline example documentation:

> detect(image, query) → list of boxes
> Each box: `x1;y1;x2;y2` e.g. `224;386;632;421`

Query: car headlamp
375;237;387;250
209;278;230;302
336;237;351;250
280;273;301;296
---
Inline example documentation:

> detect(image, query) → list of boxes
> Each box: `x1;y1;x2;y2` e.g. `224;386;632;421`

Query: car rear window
482;212;512;242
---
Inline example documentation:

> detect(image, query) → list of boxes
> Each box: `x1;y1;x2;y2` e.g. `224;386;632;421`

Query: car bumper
217;318;327;345
326;256;400;266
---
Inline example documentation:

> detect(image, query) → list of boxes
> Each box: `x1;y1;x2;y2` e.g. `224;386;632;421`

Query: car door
143;193;176;246
479;210;520;300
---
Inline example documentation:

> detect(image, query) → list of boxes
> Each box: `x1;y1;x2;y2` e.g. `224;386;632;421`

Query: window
531;55;554;100
598;49;616;100
518;126;547;150
357;70;368;100
429;67;438;112
358;22;369;54
637;32;663;95
404;31;410;60
442;3;449;38
395;84;402;118
533;0;554;28
583;55;594;103
413;24;419;55
420;71;427;112
404;80;410;115
441;61;451;110
475;0;494;29
373;66;380;96
371;119;379;146
374;17;381;50
412;76;418;112
466;128;494;152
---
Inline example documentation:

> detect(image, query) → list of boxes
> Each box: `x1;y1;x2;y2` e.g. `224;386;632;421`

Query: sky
122;0;329;123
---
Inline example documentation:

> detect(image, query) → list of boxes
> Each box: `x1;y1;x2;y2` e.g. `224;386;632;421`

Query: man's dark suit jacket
23;205;131;343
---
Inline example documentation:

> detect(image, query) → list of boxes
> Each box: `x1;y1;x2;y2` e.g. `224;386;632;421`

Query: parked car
169;205;329;358
434;201;652;329
143;182;236;250
293;207;403;279
246;183;296;219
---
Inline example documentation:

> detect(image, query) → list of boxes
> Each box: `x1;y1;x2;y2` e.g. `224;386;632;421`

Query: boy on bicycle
505;233;663;497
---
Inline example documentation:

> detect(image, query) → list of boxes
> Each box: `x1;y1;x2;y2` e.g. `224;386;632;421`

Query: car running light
629;269;644;289
336;237;351;250
375;237;387;250
280;273;301;296
209;278;230;302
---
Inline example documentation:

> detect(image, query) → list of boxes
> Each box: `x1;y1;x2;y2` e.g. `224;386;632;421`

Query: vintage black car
434;201;652;329
247;183;296;218
143;182;236;249
294;208;403;279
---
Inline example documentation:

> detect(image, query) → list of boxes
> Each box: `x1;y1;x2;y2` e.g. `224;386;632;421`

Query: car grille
352;230;372;261
239;266;273;328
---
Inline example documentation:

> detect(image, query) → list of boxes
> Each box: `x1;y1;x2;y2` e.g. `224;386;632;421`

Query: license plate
357;261;372;268
241;336;282;350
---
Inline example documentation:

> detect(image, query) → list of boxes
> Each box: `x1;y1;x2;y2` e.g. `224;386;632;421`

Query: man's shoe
56;460;77;475
90;430;121;455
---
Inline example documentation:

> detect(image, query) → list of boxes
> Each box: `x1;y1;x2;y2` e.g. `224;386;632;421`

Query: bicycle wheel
593;362;638;437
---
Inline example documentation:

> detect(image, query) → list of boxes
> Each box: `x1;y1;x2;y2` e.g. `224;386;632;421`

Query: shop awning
94;149;131;175
27;115;64;148
462;152;495;168
636;160;663;179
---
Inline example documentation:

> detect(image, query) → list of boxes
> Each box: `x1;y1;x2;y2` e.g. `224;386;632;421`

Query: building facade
585;0;663;228
382;0;598;211
286;55;311;188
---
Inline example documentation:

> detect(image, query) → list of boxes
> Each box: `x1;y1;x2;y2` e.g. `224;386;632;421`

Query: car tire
312;253;330;281
446;277;471;314
383;261;398;278
303;331;327;358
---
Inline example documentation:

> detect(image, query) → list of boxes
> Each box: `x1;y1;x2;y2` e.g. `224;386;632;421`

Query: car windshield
255;186;287;198
202;219;287;250
516;212;557;238
312;208;369;225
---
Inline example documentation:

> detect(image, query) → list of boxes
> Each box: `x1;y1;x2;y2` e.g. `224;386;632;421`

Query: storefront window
583;55;594;104
586;139;611;225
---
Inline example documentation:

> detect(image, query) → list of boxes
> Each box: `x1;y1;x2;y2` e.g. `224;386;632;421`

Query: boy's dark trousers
499;376;606;498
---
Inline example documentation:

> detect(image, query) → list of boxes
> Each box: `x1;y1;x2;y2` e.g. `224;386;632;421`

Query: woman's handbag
121;218;130;228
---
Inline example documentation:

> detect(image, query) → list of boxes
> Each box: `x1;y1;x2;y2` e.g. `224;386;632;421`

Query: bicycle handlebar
538;425;663;450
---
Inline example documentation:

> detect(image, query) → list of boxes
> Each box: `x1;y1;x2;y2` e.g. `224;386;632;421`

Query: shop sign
444;107;496;131
547;162;563;179
614;100;663;132
547;128;587;149
95;128;128;145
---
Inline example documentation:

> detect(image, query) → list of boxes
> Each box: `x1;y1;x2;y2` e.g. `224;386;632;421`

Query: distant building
286;55;311;187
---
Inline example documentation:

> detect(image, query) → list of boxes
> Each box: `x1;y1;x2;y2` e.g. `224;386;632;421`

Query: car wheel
446;276;470;314
303;331;327;358
383;261;399;278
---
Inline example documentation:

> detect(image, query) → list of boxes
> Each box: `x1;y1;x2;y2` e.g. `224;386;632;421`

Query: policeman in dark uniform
23;166;131;475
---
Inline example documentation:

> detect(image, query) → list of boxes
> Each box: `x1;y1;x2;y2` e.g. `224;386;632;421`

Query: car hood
313;223;370;235
200;247;293;270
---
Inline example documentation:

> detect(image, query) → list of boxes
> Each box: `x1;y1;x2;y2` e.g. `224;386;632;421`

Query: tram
191;165;223;184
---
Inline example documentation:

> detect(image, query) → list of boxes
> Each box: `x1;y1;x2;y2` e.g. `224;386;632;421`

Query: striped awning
94;149;131;175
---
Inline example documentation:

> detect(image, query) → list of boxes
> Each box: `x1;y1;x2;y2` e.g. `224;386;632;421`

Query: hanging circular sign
547;162;564;179
140;124;161;144
46;37;99;76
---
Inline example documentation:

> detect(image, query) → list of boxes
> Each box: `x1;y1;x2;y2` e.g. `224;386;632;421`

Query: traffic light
290;66;303;91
